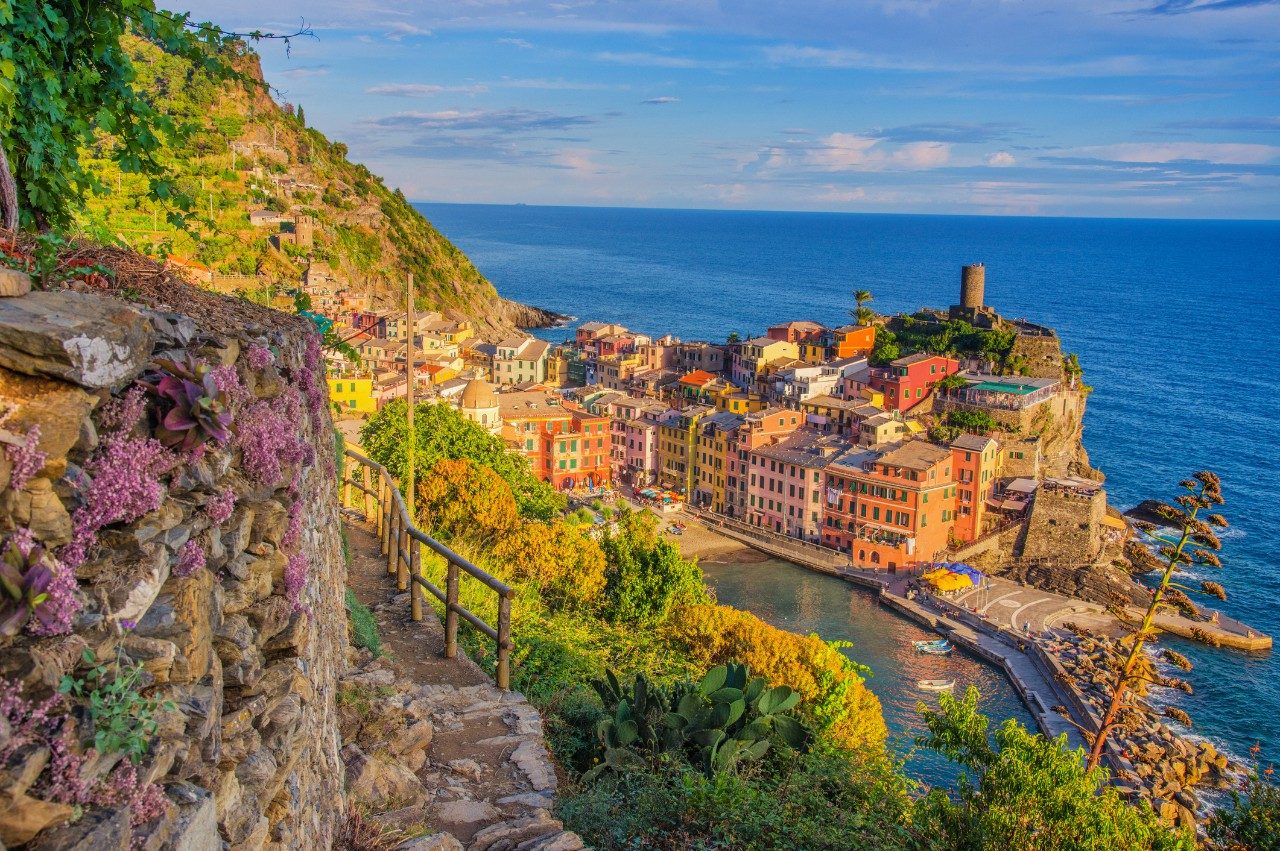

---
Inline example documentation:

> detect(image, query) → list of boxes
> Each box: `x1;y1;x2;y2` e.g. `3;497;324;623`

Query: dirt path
343;513;582;850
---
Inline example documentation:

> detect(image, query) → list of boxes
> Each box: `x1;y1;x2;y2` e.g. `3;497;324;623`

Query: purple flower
60;434;174;570
96;386;148;434
236;388;310;488
5;425;46;491
172;540;206;578
246;343;274;370
205;487;236;526
119;619;137;630
282;499;303;551
284;552;309;613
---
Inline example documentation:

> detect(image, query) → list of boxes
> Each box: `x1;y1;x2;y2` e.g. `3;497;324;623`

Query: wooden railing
340;448;515;689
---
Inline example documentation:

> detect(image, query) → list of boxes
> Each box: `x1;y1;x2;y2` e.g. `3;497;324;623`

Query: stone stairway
341;515;583;851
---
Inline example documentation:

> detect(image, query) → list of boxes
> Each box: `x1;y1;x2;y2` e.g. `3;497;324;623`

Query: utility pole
405;273;416;520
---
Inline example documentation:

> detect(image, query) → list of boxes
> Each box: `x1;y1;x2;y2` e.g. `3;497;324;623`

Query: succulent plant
585;662;810;781
143;355;232;452
0;533;56;637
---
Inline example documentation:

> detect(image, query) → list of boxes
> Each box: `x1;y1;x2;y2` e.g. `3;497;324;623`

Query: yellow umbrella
921;567;950;581
933;572;974;593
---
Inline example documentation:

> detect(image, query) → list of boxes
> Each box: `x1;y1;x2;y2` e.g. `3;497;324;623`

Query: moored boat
917;679;955;691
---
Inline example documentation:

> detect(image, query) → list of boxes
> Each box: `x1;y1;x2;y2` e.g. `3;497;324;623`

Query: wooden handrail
340;448;514;689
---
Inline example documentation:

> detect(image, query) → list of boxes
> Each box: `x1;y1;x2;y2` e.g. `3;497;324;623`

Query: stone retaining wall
0;279;346;848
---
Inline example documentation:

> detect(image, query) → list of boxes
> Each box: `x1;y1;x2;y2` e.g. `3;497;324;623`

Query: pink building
745;429;848;541
612;399;665;487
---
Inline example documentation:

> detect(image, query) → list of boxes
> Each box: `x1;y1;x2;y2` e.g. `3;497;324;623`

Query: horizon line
408;199;1280;225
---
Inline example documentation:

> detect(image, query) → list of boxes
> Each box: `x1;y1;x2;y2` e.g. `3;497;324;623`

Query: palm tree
850;289;875;326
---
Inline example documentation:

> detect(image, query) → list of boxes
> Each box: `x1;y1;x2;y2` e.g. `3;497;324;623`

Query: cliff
76;38;562;338
0;255;347;847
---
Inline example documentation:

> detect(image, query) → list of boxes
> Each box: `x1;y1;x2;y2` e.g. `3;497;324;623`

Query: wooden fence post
497;592;512;690
410;539;422;622
362;464;373;521
445;561;459;659
396;518;409;592
387;503;399;577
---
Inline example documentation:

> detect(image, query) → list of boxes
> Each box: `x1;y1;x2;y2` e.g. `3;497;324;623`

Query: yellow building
544;352;570;387
656;406;709;495
328;377;376;414
694;412;742;513
714;389;767;415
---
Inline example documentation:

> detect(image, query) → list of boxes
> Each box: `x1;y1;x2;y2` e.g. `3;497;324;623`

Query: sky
185;0;1280;218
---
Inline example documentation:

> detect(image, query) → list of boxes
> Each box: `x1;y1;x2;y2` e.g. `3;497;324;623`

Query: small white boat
912;638;948;649
918;644;953;656
917;679;955;691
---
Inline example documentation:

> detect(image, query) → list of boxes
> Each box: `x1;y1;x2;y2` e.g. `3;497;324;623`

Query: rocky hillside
75;38;560;337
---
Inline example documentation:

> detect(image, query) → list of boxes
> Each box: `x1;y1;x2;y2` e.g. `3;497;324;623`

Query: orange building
822;440;956;569
725;406;804;519
799;324;876;363
500;392;612;491
950;434;1002;542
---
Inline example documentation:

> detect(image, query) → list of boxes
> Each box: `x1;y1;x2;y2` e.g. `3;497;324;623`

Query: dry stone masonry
0;272;347;849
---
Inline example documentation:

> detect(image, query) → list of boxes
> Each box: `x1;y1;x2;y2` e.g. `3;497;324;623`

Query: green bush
559;749;914;851
345;589;383;657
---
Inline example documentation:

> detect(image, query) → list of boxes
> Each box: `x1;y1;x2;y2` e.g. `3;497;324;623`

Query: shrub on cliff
493;520;606;610
665;603;887;751
914;686;1194;851
416;458;519;548
599;508;709;627
361;400;565;521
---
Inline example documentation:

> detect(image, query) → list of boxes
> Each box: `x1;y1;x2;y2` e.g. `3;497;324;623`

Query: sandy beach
667;514;770;565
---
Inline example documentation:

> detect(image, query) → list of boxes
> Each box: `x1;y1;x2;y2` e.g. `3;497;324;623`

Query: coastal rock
0;290;154;389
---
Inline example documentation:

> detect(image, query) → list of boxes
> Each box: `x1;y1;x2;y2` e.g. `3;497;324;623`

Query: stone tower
294;214;315;250
961;263;985;310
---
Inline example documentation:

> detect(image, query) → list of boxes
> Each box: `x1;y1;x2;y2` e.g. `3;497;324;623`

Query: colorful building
328;377;376;415
868;353;960;412
746;430;846;541
493;336;551;386
823;440;956;569
656;406;711;495
694;411;744;513
766;320;826;344
950;434;1002;542
499;392;611;490
725;407;804;519
731;337;800;390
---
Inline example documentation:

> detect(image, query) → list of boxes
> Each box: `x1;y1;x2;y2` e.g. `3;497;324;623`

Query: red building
868;353;959;412
766;320;826;344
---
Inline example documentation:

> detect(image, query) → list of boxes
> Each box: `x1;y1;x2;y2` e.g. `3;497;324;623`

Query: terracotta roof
679;369;718;386
875;440;952;471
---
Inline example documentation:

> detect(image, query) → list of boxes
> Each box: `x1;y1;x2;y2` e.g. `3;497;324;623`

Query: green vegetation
944;408;1001;434
361;401;566;521
1208;749;1280;851
59;648;176;764
345;589;383;658
916;687;1193;850
873;315;1017;368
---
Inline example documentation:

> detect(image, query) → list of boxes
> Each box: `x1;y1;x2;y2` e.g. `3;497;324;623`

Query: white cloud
817;185;868;203
1061;142;1280;164
365;83;488;97
892;141;950;168
384;21;431;40
986;151;1017;166
555;149;606;176
593;51;731;69
642;96;680;105
808;133;881;169
497;37;533;48
807;134;951;171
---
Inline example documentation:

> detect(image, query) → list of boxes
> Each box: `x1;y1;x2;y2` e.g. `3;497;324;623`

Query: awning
930;572;973;592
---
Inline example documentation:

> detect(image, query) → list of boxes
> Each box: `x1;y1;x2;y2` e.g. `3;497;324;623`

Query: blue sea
417;203;1280;771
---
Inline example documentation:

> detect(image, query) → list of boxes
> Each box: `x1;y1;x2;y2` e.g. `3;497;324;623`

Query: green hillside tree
0;1;304;230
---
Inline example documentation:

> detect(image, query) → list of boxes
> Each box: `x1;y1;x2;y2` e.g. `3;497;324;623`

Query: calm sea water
417;203;1280;771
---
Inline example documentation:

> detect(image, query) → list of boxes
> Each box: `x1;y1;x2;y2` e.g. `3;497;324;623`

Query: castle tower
293;214;315;250
961;263;985;309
